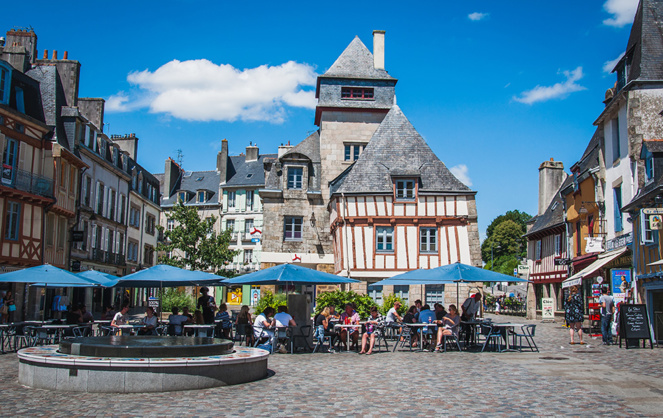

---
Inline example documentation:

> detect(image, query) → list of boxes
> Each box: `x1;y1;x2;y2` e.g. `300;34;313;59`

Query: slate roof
620;0;663;82
282;131;321;163
225;153;277;187
160;170;220;207
26;64;71;150
330;105;473;195
524;176;572;237
322;37;396;81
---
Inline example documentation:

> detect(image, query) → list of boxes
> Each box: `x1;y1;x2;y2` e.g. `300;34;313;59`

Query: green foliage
314;290;376;320
157;203;238;275
161;288;195;313
481;209;531;276
379;293;408;316
254;290;287;314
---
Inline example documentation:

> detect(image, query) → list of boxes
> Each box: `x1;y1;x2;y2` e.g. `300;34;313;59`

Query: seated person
193;310;204;325
215;303;233;338
138;307;159;335
66;304;83;325
111;304;130;330
418;304;436;346
435;304;461;351
253;307;276;346
359;307;384;355
315;307;331;343
434;303;448;321
168;307;190;336
386;301;403;323
182;307;194;321
274;305;297;328
328;306;340;320
101;305;117;320
339;303;361;350
236;305;254;346
402;305;419;347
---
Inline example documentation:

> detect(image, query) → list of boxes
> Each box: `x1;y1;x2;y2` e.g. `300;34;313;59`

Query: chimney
43;50;48;60
373;30;385;70
52;50;57;60
246;143;259;162
110;133;139;161
217;139;229;183
164;158;181;198
538;158;566;216
63;51;68;60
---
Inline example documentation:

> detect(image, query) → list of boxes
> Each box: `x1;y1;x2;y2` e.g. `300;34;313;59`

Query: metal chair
392;324;416;352
512;324;538;352
275;327;291;353
480;324;503;352
373;325;390;352
99;326;116;336
290;325;312;353
156;325;168;336
439;331;462;352
13;325;34;350
234;323;252;346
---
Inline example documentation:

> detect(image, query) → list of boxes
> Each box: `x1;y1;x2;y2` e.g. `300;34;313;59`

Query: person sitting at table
386;301;403;324
402;305;420;348
359;307;385;355
274;305;297;328
236;305;254;346
168;307;191;336
138;307;159;335
253;307;276;346
413;299;423;321
66;304;83;324
315;307;331;344
193;310;205;325
182;307;194;321
435;304;461;352
215;303;233;338
461;292;482;346
434;303;448;321
418;304;436;347
111;304;130;329
101;305;116;320
339;303;360;351
328;306;340;320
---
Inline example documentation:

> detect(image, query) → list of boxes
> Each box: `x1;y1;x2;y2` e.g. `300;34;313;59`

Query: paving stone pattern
0;314;661;417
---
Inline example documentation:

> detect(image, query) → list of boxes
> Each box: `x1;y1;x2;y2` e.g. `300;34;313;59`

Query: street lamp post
491;243;501;295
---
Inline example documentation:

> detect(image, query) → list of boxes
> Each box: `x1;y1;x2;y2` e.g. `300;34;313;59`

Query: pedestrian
196;287;216;324
599;287;615;345
564;285;584;345
1;290;15;323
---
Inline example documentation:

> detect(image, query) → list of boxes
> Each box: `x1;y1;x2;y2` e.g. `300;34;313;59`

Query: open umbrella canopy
114;264;226;288
0;264;101;287
77;269;119;287
223;263;360;286
371;262;529;287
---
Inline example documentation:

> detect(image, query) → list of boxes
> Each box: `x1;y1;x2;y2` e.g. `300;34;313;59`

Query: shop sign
554;258;572;266
585;237;604;254
605;232;633;251
148;297;160;311
651;215;663;230
642;208;663;215
71;231;85;242
228;288;242;305
611;269;631;295
251;288;260;306
541;298;555;320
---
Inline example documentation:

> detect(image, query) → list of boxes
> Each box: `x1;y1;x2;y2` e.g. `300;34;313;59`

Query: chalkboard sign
619;304;653;349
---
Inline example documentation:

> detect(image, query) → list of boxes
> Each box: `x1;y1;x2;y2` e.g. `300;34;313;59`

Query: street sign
642;208;663;215
71;260;81;272
554;258;572;266
71;231;85;242
251;238;260;243
148;297;160;312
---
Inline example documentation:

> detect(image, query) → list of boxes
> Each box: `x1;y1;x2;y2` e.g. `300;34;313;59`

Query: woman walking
565;285;585;345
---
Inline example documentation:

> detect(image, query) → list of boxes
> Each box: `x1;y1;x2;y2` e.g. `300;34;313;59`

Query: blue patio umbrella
114;264;226;288
77;269;119;287
223;263;360;286
0;264;101;287
370;262;528;306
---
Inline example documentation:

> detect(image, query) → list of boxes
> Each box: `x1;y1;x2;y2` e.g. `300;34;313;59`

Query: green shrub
379;293;408;316
161;288;195;313
314;290;376;320
254;290;287;314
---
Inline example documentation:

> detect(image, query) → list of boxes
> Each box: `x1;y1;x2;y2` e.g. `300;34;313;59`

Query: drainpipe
341;193;351;288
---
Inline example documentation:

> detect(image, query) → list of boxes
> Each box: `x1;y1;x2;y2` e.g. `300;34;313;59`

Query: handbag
8;304;16;312
0;304;7;315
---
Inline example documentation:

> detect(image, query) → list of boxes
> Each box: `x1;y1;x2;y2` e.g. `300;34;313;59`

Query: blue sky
2;0;639;239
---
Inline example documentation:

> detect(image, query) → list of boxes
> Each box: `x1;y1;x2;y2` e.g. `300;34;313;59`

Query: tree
481;209;531;274
157;203;238;275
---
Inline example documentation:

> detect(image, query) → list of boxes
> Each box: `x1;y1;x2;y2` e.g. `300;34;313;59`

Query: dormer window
645;148;654;183
0;64;10;104
197;191;206;203
395;179;416;201
287;167;303;189
341;87;374;100
178;191;188;203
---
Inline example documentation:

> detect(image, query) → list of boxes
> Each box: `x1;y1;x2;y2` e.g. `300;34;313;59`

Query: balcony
2;168;54;199
92;248;106;263
91;249;125;266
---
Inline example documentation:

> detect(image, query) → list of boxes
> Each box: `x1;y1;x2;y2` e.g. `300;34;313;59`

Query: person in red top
339;303;360;350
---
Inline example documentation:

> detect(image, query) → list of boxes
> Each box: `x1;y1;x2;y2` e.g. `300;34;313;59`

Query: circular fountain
18;336;268;393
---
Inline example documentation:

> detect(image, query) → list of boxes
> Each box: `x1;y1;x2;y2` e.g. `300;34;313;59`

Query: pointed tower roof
322;36;396;81
331;106;472;195
619;0;663;81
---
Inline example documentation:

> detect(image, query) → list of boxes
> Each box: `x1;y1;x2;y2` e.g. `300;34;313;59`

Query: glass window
2;137;18;185
393;285;409;305
614;186;623;233
197;191;206;203
641;210;658;245
284;217;303;241
368;285;383;305
420;227;437;253
376;226;394;252
645;148;654;182
246;190;254;210
4;201;20;240
554;234;562;256
119;194;126;224
178;191;187;203
244;249;254;264
80;220;89;251
226;219;235;234
344;144;365;161
228;191;236;208
0;67;8;103
109;189;116;221
612;118;620;161
96;183;105;216
425;285;445;305
167;219;174;231
395;180;416;200
535;240;542;260
245;219;254;235
287;168;303;189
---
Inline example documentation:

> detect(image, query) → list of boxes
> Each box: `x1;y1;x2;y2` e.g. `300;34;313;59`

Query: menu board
619;304;653;348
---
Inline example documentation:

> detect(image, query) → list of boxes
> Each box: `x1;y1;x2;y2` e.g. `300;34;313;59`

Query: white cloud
450;164;473;187
468;12;489;21
603;0;638;27
107;59;317;123
513;67;586;105
603;52;625;73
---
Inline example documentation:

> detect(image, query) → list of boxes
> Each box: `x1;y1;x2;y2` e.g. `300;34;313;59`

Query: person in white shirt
254;307;276;346
111;304;130;327
138;307;159;335
274;305;297;327
386;301;403;323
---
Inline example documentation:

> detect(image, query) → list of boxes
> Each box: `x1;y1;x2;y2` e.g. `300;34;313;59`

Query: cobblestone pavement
0;314;661;417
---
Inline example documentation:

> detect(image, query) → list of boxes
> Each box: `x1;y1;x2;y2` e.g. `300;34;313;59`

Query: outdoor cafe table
403;323;438;351
41;324;81;342
183;324;215;337
333;323;363;351
114;324;145;335
489;323;526;352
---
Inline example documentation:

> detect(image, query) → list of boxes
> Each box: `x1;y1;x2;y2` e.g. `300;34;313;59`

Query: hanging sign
650;215;663;230
227;288;242;305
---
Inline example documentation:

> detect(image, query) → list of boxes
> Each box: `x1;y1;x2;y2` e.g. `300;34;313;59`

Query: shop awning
562;247;628;289
647;259;663;267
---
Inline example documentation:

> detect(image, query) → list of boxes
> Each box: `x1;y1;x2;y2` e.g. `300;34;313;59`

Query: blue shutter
613;187;623;232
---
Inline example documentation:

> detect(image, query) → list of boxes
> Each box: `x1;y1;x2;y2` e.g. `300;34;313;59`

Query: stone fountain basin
59;336;234;358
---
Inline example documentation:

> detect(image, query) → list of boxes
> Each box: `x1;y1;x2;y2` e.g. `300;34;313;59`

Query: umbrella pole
456;282;459;309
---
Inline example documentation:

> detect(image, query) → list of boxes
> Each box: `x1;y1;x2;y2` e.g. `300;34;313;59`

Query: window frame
287;167;304;190
395;179;416;201
284;216;303;241
554;234;562;257
227;191;236;208
2;137;18;185
419;227;438;254
4;201;21;241
341;87;375;100
246;190;254;210
376;226;394;253
613;186;623;233
641;210;658;245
